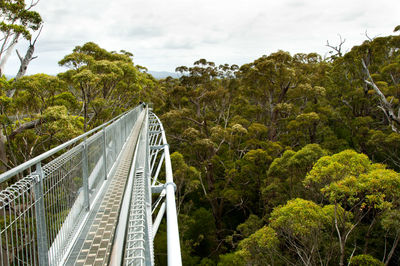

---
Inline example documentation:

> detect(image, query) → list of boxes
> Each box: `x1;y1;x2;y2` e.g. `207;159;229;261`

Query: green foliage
236;214;263;238
304;149;373;192
263;144;327;212
58;42;154;130
235;226;278;266
217;252;245;266
0;0;42;40
270;198;330;237
349;254;384;266
12;74;67;113
179;207;218;259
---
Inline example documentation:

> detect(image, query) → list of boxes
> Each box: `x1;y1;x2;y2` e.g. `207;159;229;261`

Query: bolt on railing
0;105;144;266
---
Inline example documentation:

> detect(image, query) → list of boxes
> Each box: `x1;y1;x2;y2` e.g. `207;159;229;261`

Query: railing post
124;114;127;141
120;116;123;149
34;162;49;266
102;127;108;180
82;141;90;211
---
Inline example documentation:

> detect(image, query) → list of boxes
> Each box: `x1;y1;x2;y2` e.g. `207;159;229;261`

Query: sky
4;0;400;76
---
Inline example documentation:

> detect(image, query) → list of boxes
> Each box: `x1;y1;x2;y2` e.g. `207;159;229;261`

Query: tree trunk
6;44;37;98
363;217;376;254
0;33;20;75
81;86;88;132
16;45;35;80
0;129;7;176
339;240;345;266
385;233;399;266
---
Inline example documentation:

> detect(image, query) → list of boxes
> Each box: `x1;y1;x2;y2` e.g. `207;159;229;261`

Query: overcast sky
4;0;400;76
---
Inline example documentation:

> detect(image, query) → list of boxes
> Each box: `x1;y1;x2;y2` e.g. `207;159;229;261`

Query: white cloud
3;0;400;75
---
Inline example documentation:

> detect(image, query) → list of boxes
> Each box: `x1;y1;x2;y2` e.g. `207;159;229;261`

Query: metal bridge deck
65;112;145;266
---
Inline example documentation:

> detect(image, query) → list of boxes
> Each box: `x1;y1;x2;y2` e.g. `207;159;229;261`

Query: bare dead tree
15;25;42;79
6;26;43;98
326;34;346;58
362;59;400;133
0;0;41;75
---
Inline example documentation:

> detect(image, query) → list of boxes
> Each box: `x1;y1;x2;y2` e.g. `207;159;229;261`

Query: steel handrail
0;110;128;183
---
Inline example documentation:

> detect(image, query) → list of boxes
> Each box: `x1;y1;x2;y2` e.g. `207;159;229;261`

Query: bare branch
8;119;43;139
365;30;381;41
31;25;43;46
362;59;400;132
347;243;357;266
365;30;373;41
326;34;346;57
16;49;23;62
26;0;40;11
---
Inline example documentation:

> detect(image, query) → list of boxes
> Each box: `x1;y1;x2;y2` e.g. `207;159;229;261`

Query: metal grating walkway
65;111;145;266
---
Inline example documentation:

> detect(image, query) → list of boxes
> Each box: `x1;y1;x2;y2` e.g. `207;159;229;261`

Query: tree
239;51;298;140
219;225;278;266
269;198;337;266
224;149;273;216
0;0;42;174
362;58;400;133
170;151;200;214
380;210;400;265
350;254;384;266
58;42;150;130
11;73;66;113
0;0;42;76
263;144;327;213
304;150;400;266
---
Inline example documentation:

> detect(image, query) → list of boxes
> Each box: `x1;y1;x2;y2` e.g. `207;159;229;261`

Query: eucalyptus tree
304;150;400;266
0;0;42;174
238;51;298;140
0;74;83;171
263;144;327;214
0;0;42;77
58;42;151;130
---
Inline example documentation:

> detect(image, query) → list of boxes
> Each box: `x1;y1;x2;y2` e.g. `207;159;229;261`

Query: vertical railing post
121;115;125;144
113;124;117;160
82;141;90;211
119;116;123;149
124;114;127;141
102;127;108;180
34;162;49;266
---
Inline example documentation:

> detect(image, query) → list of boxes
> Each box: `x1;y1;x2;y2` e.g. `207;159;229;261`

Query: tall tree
239;51;298;140
58;42;151;130
0;0;42;174
0;0;42;75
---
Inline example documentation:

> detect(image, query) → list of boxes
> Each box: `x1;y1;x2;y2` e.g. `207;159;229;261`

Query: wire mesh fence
0;105;143;265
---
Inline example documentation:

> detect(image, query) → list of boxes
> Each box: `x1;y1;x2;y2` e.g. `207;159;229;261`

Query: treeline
152;28;400;265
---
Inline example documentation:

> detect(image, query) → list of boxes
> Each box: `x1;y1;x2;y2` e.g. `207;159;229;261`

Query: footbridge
0;104;182;265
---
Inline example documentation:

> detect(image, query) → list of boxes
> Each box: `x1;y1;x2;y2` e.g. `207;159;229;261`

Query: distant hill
148;71;180;79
